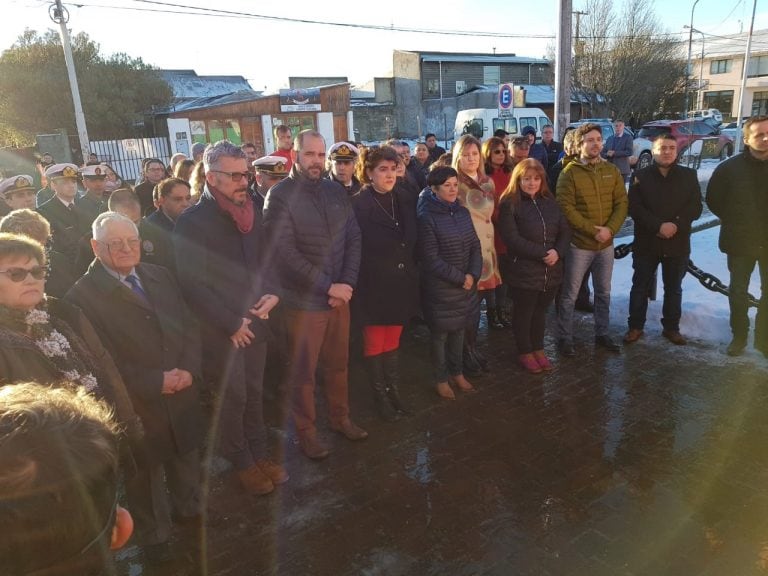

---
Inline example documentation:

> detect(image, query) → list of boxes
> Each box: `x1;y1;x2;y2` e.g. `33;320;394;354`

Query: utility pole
684;0;701;119
735;0;757;153
50;0;90;163
554;0;573;138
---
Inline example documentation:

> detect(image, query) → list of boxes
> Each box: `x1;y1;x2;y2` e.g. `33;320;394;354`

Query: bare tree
572;0;686;123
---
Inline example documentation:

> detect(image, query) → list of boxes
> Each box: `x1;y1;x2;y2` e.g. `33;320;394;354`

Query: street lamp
684;26;705;110
684;0;701;118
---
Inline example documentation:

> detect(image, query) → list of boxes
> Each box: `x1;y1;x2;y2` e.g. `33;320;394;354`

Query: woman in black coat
497;159;571;374
351;146;419;421
417;166;482;400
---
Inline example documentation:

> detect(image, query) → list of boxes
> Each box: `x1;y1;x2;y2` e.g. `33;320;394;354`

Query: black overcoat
65;261;203;462
351;185;419;325
174;187;278;375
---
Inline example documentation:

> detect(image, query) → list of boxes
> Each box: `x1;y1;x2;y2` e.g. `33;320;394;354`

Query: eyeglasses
0;265;49;282
99;238;141;251
492;149;507;154
210;170;250;182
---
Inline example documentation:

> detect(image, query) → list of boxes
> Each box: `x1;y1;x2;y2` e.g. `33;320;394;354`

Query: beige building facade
691;28;768;120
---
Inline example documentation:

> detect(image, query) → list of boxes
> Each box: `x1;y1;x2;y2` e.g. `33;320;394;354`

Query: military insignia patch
142;240;155;254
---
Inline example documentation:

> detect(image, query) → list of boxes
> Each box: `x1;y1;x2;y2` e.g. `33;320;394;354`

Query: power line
66;0;690;42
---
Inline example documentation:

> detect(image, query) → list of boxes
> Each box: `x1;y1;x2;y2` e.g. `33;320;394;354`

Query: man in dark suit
134;158;167;217
175;140;285;496
139;177;192;273
602;120;635;185
37;163;93;296
65;211;204;564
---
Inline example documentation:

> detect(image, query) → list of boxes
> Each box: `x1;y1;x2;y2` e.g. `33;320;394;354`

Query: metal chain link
614;241;760;308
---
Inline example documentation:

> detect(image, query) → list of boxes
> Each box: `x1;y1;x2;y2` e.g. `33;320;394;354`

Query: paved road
116;307;768;576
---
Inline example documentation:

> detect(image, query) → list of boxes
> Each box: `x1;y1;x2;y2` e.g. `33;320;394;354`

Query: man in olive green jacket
556;123;628;355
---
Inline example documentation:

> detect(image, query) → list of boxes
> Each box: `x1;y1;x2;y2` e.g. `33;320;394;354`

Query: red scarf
209;185;254;234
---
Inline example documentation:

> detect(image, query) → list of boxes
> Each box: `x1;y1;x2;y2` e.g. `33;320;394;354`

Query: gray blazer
602;132;635;176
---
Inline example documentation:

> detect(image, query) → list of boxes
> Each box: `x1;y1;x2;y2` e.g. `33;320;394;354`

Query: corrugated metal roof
419;53;548;65
464;84;598;104
159;70;253;100
155;90;265;115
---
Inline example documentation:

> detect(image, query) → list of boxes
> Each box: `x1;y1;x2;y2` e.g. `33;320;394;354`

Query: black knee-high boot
365;354;399;422
381;349;410;416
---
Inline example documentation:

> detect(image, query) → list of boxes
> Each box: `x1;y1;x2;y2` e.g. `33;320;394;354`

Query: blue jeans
727;254;768;344
628;252;688;331
557;244;614;341
429;329;464;383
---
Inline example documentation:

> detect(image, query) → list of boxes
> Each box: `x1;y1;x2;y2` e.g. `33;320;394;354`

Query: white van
454;107;552;141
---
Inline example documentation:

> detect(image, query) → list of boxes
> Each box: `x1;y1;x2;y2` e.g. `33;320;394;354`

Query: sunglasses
492;149;507;154
210;170;250;182
0;265;49;282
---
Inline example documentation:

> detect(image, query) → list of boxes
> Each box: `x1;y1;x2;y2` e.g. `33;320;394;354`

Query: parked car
637;119;734;160
686;108;723;125
565;119;654;170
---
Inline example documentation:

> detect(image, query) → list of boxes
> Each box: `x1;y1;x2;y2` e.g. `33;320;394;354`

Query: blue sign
499;84;513;110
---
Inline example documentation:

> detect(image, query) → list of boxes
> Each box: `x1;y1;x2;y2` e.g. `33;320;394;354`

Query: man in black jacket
174;141;285;496
139;177;192;273
263;130;366;460
707;115;768;356
625;135;702;346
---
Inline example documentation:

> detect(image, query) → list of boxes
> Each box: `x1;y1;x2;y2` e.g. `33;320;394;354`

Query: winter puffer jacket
556;157;628;251
497;193;571;292
263;166;361;311
417;188;482;332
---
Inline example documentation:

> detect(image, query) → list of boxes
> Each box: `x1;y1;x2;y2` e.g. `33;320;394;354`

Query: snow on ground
609;223;761;349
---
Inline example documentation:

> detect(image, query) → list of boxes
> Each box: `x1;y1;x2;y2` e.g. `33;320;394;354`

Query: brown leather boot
298;431;330;460
256;460;289;485
236;465;274;496
329;419;368;441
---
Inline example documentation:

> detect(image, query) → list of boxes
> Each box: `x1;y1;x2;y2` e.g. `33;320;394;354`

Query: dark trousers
429;328;464;383
509;287;557;353
285;303;351;434
628;252;688;331
125;448;202;545
727;254;768;344
218;341;268;470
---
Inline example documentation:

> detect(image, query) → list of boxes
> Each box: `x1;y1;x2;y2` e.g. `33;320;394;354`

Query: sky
3;0;768;93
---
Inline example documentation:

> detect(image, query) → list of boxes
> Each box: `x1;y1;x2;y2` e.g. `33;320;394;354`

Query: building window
190;121;206;144
748;55;768;77
752;91;768;116
225;120;241;144
703;90;734;115
426;78;440;97
709;59;732;74
483;65;500;85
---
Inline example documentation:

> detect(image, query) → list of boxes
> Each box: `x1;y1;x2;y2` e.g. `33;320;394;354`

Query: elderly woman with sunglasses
0;232;138;433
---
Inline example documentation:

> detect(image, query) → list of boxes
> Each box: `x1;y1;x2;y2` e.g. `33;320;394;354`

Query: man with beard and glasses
263;130;366;461
174;141;285;496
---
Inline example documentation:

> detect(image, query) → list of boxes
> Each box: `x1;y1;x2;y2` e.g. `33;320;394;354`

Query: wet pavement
115;307;768;576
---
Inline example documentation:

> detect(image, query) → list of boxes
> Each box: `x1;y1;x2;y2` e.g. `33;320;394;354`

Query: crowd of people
1;115;768;573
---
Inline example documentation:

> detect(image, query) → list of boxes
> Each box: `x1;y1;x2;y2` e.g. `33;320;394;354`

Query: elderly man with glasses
65;211;204;564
